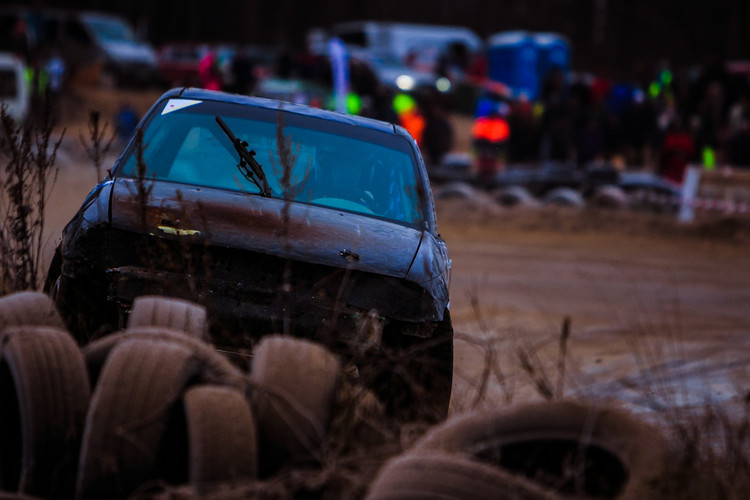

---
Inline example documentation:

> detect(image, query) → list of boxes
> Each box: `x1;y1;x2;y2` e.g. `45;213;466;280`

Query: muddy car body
46;88;453;418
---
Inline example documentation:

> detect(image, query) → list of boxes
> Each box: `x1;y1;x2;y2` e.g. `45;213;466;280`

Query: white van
317;21;483;92
0;52;28;124
330;21;482;65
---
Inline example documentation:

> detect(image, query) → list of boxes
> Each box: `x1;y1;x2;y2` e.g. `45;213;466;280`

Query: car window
83;17;135;43
117;100;424;226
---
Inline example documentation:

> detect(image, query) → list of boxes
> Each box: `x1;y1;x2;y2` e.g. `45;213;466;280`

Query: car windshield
84;17;136;43
116;98;425;226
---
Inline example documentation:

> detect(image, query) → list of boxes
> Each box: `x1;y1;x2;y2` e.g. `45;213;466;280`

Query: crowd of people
491;60;750;184
218;44;750;187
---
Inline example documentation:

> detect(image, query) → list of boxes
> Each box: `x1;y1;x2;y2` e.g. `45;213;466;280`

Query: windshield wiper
215;115;271;197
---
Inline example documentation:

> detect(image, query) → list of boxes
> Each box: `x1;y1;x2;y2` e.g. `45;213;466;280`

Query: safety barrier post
678;165;701;223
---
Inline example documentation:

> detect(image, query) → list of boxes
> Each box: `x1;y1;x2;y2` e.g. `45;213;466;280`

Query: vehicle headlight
396;74;416;91
436;77;451;92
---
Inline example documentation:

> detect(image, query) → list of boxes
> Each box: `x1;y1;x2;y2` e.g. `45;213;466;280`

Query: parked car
0;51;28;124
0;6;157;87
65;11;158;87
45;88;453;420
155;42;210;87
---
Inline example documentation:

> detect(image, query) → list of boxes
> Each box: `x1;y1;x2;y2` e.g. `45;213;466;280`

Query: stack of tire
1;291;674;500
0;291;379;500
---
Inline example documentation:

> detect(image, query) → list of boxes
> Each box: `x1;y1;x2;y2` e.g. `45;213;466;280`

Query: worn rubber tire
543;187;586;207
127;295;208;340
494;185;540;208
434;181;479;200
412;400;671;499
183;385;258;492
0;291;65;332
82;326;247;391
250;335;340;475
590;185;628;209
365;451;562;500
0;326;90;498
76;338;211;500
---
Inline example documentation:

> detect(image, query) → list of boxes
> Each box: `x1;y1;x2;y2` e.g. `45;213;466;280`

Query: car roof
169;87;405;136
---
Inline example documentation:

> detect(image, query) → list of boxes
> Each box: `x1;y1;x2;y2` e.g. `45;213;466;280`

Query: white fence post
678;165;702;223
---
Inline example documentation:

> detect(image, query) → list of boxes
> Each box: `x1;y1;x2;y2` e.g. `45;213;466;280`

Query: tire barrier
0;291;65;332
404;400;671;500
0;326;89;498
126;295;209;341
249;335;341;477
0;291;675;499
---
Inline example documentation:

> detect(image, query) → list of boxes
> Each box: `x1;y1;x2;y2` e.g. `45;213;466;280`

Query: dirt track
44;87;750;423
438;202;750;420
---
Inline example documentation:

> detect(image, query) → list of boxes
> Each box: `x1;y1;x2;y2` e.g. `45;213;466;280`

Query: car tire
543;187;586;208
373;309;453;423
76;338;209;500
365;451;561;500
590;185;628;209
0;291;65;332
249;335;340;476
412;400;671;499
0;326;90;498
183;385;258;492
493;185;539;208
434;181;479;200
82;326;247;391
127;295;208;340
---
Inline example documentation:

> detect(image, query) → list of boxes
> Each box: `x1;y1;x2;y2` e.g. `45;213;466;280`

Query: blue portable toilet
486;31;539;101
532;32;570;84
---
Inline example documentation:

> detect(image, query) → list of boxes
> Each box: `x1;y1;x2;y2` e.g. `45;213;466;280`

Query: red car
156;42;211;87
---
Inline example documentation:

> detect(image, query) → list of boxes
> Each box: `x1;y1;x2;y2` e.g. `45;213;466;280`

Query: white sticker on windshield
162;99;202;115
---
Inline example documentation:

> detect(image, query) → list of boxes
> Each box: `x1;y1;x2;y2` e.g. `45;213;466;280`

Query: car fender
405;230;451;319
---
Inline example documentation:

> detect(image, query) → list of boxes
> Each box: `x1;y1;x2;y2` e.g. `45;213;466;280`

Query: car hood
109;178;423;279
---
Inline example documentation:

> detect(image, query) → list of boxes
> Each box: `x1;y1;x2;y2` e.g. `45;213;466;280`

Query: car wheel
412;400;671;499
0;326;90;498
373;309;453;423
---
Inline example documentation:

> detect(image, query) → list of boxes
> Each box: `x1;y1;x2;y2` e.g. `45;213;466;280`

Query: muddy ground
42;86;750;425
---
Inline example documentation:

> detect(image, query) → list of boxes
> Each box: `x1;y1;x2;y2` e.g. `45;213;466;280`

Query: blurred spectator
46;50;65;122
576;114;606;166
658;117;694;184
421;94;455;165
230;47;257;95
10;16;29;61
198;50;222;91
692;80;726;166
506;97;539;163
621;89;657;167
361;84;399;123
726;119;750;167
539;67;573;161
115;101;139;145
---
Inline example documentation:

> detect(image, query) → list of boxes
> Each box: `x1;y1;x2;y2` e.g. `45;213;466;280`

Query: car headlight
396;74;416;91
